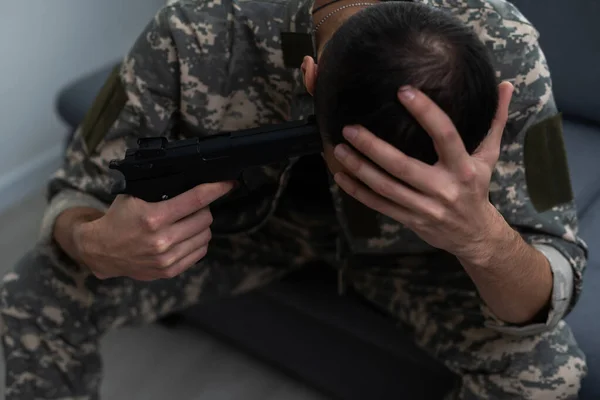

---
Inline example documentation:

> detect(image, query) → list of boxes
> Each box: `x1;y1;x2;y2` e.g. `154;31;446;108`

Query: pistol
108;116;322;202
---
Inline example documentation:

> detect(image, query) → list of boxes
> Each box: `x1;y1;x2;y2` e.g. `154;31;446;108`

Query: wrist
458;204;520;269
53;208;104;266
72;218;96;265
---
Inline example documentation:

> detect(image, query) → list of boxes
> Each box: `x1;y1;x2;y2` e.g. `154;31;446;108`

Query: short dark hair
314;2;499;165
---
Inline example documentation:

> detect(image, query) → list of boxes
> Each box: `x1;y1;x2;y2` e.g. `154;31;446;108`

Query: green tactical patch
281;32;315;68
524;113;574;213
79;64;127;153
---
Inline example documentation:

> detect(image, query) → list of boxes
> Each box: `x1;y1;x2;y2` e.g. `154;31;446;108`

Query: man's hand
332;82;514;264
332;82;557;324
70;182;235;281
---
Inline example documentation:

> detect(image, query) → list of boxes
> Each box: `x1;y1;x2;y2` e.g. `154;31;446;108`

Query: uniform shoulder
156;0;234;28
470;0;537;27
431;0;540;44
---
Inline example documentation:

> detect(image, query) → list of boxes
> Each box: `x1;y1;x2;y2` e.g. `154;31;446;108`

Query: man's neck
311;0;379;55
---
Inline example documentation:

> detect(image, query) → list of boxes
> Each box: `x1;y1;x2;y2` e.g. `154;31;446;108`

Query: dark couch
55;1;599;398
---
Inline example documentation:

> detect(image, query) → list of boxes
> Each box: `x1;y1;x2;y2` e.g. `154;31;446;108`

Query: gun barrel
108;117;322;199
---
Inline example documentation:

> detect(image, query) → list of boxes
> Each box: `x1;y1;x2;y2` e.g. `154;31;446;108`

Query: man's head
302;1;499;174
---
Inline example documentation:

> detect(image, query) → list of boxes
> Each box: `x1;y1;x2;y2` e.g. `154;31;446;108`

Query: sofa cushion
565;197;600;399
262;267;453;376
56;63;117;129
181;271;457;400
510;0;600;124
561;120;600;216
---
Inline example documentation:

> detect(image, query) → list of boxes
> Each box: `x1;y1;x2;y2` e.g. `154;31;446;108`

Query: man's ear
301;56;318;96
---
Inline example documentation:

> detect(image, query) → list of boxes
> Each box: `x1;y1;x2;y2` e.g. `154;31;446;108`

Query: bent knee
460;322;586;399
461;362;586;399
0;247;89;334
517;359;585;399
2;248;55;300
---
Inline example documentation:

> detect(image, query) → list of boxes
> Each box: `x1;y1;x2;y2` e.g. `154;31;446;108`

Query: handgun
108;116;322;202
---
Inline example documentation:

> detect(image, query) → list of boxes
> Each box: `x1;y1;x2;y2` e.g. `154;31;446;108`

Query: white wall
0;0;165;213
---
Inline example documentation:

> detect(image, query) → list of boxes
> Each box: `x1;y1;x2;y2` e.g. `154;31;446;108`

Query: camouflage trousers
0;201;586;399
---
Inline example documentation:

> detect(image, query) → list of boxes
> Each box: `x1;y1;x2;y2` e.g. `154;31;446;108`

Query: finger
152;181;235;228
161;245;209;279
334;172;413;225
474;81;515;165
396;86;470;169
158;208;213;249
153;229;212;270
333;144;440;212
338;127;441;194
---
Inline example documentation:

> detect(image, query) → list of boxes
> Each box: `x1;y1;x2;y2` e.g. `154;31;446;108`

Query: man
0;0;588;399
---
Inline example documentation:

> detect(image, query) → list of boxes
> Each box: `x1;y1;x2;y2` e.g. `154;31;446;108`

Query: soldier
0;0;588;399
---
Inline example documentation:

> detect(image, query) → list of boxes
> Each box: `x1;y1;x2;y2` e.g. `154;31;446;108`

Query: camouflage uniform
0;0;588;399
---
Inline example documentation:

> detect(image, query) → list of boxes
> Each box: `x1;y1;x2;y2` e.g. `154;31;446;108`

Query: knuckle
429;207;447;223
192;188;208;209
203;209;214;226
391;157;407;176
162;267;180;279
342;179;359;197
459;163;477;183
150;236;171;254
411;217;427;231
155;254;174;269
376;181;394;198
141;214;161;232
439;129;457;142
439;187;459;205
344;154;361;172
356;134;373;153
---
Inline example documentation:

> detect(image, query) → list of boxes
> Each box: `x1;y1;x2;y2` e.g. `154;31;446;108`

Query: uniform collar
281;0;432;67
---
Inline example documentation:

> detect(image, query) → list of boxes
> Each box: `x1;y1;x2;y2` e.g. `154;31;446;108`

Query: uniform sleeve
39;5;182;245
482;21;588;335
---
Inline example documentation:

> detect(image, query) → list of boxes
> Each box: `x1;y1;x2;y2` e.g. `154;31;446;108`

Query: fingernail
334;172;347;184
398;86;415;101
343;126;359;140
334;144;349;159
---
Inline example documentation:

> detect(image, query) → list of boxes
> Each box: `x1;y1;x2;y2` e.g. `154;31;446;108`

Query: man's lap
349;259;586;399
0;211;586;398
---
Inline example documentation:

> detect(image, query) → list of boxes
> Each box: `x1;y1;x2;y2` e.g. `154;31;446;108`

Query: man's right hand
55;181;235;281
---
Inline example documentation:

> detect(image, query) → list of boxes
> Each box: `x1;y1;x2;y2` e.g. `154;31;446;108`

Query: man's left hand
332;82;514;264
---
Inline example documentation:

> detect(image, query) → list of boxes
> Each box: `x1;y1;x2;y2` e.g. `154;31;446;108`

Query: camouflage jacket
41;0;588;334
